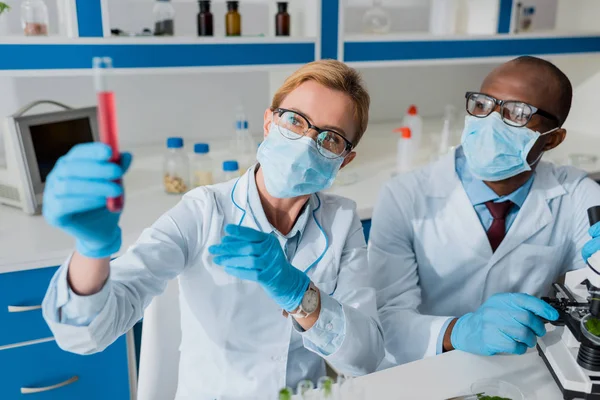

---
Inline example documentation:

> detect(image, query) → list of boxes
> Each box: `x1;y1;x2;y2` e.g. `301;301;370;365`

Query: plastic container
402;105;422;151
439;104;457;158
362;0;391;34
470;379;525;400
222;160;240;182
429;0;458;35
163;137;189;194
275;2;290;36
197;0;213;36
192;143;214;188
21;0;49;36
395;126;413;174
226;1;241;36
153;0;175;36
232;106;256;173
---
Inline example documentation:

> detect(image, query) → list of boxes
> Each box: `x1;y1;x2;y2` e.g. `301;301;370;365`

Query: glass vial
164;137;189;194
192;143;214;187
222;160;239;182
197;0;213;36
21;0;49;36
362;0;391;34
275;2;290;36
226;1;241;36
154;0;175;36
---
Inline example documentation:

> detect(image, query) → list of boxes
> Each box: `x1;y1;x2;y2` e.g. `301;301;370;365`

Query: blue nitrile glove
42;143;132;259
451;293;559;356
583;222;600;266
209;224;310;311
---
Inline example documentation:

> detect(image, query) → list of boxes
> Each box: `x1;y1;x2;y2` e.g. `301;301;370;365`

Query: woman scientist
41;60;384;399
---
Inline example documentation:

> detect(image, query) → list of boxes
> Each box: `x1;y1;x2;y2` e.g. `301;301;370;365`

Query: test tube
297;380;314;399
93;57;123;212
317;376;334;399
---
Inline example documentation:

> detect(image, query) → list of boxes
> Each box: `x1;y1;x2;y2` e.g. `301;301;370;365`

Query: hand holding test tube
93;57;124;212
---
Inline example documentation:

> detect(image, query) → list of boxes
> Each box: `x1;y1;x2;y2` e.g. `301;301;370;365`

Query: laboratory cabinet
0;266;134;399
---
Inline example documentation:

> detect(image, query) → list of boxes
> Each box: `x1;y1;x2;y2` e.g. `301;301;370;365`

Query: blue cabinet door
0;267;58;346
0;336;130;399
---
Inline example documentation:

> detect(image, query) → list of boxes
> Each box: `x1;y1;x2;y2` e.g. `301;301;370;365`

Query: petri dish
470;379;525;400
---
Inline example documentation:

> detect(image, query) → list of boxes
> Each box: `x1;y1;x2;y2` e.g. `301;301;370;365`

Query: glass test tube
93;57;124;212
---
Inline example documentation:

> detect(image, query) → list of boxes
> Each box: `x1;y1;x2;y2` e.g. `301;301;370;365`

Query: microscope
538;206;600;400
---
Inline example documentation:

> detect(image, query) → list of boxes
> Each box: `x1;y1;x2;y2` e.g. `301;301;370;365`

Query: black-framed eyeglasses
465;91;560;128
272;108;353;159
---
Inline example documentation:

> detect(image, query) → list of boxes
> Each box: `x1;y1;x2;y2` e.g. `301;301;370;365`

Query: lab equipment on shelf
402;104;422;151
429;0;458;35
163;137;189;194
197;0;213;36
515;3;535;33
153;0;175;36
567;154;599;171
362;0;391;34
394;126;413;175
192;143;214;188
226;1;241;36
222;160;239;182
93;57;123;213
21;0;48;36
276;2;290;37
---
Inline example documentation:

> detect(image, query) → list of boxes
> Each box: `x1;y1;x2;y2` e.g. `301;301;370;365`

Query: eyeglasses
273;108;353;159
465;92;560;128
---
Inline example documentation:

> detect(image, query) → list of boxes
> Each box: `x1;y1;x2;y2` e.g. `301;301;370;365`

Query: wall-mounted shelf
343;32;600;67
0;37;316;75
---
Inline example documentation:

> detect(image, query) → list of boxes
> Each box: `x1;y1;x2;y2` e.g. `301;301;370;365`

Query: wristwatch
290;282;319;319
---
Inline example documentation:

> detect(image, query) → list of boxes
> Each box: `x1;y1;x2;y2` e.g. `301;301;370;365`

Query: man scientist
41;60;384;399
370;56;600;365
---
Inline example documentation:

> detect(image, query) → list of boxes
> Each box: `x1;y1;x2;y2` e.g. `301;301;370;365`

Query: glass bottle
222;160;240;181
362;0;391;34
21;0;49;36
192;143;214;187
225;1;241;36
163;137;189;194
154;0;175;36
275;2;290;37
197;0;213;36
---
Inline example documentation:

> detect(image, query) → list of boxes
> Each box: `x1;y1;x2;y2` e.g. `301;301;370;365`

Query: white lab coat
42;169;384;399
370;149;600;366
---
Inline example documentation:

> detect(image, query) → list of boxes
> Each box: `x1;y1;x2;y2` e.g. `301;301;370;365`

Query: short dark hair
509;56;573;126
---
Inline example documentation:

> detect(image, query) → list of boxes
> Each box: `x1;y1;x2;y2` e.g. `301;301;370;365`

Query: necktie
485;200;514;252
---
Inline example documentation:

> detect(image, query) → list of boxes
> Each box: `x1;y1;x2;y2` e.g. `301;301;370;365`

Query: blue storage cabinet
0;266;134;399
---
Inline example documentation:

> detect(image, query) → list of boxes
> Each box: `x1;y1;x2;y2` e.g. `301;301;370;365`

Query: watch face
302;288;319;314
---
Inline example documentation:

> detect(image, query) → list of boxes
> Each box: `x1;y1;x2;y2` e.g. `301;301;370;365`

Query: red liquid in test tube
94;57;124;212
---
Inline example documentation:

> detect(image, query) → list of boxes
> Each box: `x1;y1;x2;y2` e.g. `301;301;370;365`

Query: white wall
7;72;270;149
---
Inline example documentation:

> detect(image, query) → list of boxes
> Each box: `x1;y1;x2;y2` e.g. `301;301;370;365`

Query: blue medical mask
256;123;344;198
461;112;558;182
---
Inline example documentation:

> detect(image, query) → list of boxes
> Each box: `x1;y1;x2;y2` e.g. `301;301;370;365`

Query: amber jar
197;0;213;36
225;1;241;36
275;2;290;36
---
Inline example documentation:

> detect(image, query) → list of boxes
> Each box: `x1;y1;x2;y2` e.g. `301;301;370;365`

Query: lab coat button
326;323;333;331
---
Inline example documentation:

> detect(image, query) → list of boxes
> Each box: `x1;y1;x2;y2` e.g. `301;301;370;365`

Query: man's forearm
68;251;110;296
443;318;458;352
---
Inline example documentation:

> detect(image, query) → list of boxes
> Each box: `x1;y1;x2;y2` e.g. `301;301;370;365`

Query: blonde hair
270;60;370;145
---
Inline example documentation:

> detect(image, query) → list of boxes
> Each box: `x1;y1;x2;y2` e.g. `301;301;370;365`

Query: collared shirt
436;147;536;354
58;168;345;361
455;147;535;232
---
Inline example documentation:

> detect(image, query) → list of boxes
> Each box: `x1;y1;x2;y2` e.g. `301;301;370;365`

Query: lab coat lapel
230;170;260;231
488;162;566;267
426;150;492;260
290;194;328;273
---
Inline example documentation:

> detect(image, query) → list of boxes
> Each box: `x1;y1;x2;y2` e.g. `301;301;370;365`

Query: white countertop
344;345;562;400
1;120;599;273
